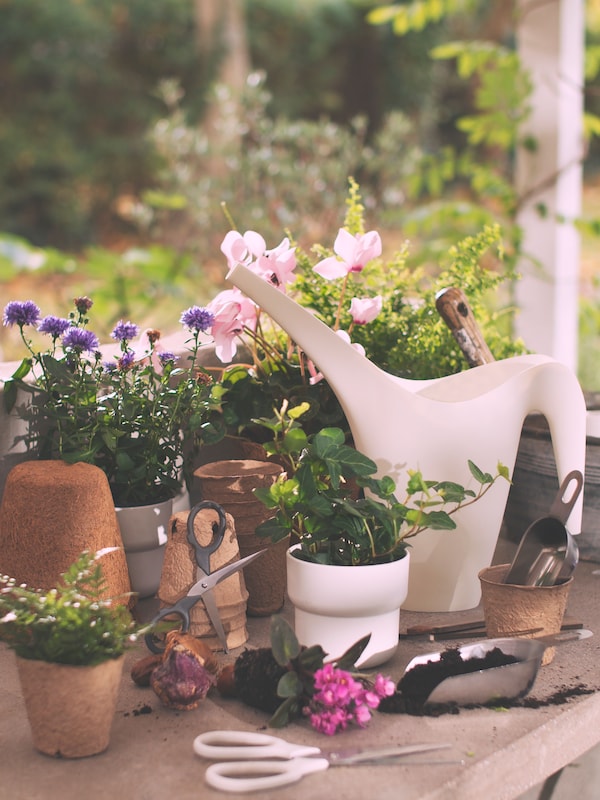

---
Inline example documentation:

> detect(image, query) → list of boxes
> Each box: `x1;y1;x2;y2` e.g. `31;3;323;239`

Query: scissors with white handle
194;731;455;793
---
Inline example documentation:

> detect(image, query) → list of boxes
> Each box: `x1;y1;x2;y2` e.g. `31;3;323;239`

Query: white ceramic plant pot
115;495;179;599
286;545;410;669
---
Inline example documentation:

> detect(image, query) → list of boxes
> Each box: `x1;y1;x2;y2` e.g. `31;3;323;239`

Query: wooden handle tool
435;286;495;367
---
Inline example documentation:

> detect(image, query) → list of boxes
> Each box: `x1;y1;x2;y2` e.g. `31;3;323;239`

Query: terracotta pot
194;460;286;616
478;563;573;665
286;545;410;668
16;655;124;758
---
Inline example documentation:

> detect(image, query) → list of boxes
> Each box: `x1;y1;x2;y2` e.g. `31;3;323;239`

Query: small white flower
1;611;17;623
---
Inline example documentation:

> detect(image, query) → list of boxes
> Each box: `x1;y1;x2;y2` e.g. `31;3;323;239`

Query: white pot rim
287;542;408;569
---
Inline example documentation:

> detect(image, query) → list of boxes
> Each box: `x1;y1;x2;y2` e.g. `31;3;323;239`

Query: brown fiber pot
478;563;573;665
16;655;124;758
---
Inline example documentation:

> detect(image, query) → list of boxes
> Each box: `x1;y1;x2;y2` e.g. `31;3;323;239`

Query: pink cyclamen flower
208;289;258;332
313;228;382;280
349;296;383;325
255;237;297;288
208;301;245;363
220;230;267;270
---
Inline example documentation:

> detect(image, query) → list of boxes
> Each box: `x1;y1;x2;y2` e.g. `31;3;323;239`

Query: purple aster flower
38;315;71;338
117;351;136;371
62;327;100;353
111;320;140;342
3;300;41;328
102;360;117;374
158;351;178;365
180;306;214;333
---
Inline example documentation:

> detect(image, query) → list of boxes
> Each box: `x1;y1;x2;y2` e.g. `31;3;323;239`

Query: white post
514;0;584;370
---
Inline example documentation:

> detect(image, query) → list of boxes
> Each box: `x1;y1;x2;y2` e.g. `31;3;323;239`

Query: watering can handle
435;287;495;368
548;470;584;524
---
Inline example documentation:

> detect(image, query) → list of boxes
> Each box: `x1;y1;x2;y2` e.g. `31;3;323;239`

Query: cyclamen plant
210;215;383;377
2;297;221;506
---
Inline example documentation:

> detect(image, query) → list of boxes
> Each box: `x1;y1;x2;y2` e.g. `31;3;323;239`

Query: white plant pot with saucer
286;544;410;668
115;485;189;599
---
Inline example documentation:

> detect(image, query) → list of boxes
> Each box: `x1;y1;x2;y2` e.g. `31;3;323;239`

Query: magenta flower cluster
305;664;395;736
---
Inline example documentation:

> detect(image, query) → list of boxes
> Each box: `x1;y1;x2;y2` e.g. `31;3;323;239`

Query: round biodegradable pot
478;563;573;665
16;655;124;758
286;545;410;668
115;496;175;599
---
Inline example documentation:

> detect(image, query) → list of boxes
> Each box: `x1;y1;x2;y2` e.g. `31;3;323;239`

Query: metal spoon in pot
504;470;583;586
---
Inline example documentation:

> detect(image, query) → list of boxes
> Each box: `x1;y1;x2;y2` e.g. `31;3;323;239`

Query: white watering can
228;264;587;612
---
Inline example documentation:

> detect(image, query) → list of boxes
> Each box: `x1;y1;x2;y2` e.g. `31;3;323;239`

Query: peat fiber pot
16;655;124;758
478;564;572;666
286;545;410;669
0;461;130;601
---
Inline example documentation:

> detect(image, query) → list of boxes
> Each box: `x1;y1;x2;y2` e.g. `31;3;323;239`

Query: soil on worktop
379;646;596;717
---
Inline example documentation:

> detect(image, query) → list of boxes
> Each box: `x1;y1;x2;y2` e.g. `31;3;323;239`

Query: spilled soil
379;646;596;717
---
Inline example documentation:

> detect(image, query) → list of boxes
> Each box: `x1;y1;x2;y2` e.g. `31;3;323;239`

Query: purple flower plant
117;351;136;371
2;300;41;328
38;315;71;338
158;351;178;365
62;327;100;354
180;306;214;333
111;320;140;342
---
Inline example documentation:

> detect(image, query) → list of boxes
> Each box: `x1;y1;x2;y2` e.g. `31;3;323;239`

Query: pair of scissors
145;501;264;654
193;731;457;793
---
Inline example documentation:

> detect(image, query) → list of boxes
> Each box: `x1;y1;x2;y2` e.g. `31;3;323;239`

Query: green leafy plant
2;297;223;506
0;550;136;665
253;404;509;567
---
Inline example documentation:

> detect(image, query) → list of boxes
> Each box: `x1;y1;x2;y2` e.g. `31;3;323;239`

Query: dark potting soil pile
380;647;519;716
379;647;596;717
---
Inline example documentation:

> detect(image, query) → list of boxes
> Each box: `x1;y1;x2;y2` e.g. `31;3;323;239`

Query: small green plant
0;551;136;665
253;403;509;566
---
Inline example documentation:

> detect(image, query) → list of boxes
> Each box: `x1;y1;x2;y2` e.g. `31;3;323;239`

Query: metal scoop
403;629;592;707
504;470;583;586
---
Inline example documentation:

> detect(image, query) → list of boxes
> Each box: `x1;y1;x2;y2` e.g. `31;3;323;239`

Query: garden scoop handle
435;287;495;367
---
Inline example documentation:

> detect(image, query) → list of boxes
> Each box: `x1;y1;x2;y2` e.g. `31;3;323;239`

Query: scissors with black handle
145;501;264;654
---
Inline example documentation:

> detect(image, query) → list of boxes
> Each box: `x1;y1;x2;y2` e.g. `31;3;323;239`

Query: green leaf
277;670;303;698
270;615;301;666
297;644;327;672
287;402;310;420
269;696;300;729
2;379;18;413
335;634;371;671
468;460;493;484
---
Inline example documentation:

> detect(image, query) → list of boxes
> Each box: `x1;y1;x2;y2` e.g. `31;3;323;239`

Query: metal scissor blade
187;549;267;596
186;550;267;653
326;743;451;765
201;588;230;653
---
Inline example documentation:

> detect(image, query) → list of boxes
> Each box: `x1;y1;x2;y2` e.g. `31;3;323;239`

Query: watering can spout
227;263;587;612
